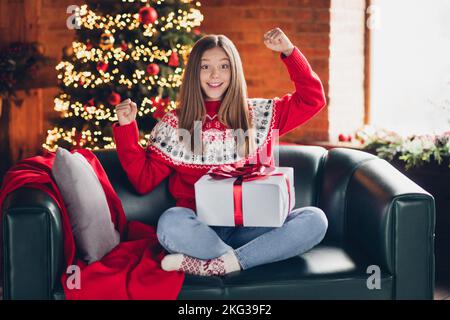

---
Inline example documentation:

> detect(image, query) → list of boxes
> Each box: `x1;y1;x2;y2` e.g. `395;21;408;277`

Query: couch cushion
177;245;393;300
52;148;120;264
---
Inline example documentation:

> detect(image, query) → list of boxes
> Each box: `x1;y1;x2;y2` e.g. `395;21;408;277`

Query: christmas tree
43;0;203;151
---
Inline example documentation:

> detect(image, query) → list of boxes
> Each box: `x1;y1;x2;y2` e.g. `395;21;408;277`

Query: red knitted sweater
112;47;326;212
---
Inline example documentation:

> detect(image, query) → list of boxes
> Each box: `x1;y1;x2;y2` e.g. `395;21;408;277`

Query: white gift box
194;167;295;227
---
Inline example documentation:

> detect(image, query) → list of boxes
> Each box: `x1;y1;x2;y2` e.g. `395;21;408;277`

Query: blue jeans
156;206;328;270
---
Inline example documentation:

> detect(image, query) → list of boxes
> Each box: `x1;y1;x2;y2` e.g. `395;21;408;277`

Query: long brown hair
177;34;256;159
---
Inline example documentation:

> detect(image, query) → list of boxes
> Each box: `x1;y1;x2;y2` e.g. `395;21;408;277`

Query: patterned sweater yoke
147;98;276;168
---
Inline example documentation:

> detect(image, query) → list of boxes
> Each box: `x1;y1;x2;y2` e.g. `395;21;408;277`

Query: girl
113;28;328;277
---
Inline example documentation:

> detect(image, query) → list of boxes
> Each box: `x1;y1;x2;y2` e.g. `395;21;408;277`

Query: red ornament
168;51;179;67
139;6;158;25
338;133;352;142
193;27;201;35
86;42;93;50
108;92;121;106
150;96;169;120
97;61;109;72
121;41;129;51
146;63;160;76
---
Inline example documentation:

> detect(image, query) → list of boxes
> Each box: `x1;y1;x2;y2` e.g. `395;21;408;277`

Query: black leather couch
2;146;435;299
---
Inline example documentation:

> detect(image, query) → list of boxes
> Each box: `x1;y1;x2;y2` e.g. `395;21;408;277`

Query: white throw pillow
52;147;120;264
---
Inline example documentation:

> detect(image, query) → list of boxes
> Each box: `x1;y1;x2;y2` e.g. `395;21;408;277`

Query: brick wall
201;0;332;142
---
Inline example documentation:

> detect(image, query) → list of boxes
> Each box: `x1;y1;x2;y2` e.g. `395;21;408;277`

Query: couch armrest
346;159;435;299
2;187;64;300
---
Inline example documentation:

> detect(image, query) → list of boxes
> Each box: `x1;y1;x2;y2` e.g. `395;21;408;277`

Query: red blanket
0;149;184;299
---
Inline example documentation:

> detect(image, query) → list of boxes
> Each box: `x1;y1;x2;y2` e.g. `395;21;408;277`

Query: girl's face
199;47;231;101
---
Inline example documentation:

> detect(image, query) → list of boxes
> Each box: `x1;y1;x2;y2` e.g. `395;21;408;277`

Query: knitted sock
161;251;242;276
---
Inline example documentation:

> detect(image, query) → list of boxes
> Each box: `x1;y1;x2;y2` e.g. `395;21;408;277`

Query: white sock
161;251;241;276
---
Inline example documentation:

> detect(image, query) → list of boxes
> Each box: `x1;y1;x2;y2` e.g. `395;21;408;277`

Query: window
370;0;450;136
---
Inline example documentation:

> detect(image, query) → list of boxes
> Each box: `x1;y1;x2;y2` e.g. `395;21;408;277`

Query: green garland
0;42;49;98
356;127;450;170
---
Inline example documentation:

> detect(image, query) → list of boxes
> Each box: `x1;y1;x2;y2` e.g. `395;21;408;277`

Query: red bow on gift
208;163;276;181
208;164;292;226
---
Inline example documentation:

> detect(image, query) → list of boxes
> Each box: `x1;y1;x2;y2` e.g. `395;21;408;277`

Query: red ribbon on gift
208;164;292;226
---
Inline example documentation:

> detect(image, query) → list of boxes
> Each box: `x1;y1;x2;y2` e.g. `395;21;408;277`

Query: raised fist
115;98;138;126
263;28;295;57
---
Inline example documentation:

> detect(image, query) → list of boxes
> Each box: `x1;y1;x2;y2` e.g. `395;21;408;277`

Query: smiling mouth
207;82;223;88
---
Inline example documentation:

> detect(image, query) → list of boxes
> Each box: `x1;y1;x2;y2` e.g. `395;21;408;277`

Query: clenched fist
115;98;137;126
263;28;295;57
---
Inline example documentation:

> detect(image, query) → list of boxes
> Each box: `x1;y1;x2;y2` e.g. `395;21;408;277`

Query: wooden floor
435;284;450;300
435;251;450;300
1;282;450;300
